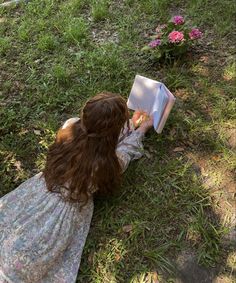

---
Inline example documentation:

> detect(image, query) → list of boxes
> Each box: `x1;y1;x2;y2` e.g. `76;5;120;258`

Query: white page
127;75;161;114
152;84;169;129
156;84;176;133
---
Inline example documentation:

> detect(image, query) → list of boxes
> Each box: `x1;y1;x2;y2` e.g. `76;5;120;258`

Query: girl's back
0;93;150;282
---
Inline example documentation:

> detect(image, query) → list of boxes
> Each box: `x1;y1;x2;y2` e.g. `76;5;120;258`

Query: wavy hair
43;92;129;203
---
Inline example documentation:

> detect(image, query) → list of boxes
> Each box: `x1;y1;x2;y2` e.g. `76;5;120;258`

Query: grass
0;0;236;282
91;0;110;22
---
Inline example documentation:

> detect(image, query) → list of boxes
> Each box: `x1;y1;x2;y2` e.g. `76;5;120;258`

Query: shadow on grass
0;119;57;197
77;145;235;282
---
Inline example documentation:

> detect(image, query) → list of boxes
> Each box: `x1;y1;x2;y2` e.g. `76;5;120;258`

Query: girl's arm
116;113;153;172
116;130;144;172
118;119;135;143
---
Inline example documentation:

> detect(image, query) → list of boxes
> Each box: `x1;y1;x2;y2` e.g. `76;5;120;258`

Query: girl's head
81;92;129;139
44;92;129;203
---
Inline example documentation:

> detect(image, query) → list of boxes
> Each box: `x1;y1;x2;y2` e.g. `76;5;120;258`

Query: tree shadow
77;145;235;282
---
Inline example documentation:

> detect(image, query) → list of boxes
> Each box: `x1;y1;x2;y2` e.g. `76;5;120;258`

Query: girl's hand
132;110;149;128
137;114;153;134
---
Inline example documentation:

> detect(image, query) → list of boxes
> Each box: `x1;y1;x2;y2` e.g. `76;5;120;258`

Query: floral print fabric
0;118;144;282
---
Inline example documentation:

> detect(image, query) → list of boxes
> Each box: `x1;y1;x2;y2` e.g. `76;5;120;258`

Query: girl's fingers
132;110;144;127
132;111;152;129
139;115;153;131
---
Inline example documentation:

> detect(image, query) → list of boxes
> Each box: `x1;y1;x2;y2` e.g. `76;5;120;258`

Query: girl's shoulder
61;117;80;129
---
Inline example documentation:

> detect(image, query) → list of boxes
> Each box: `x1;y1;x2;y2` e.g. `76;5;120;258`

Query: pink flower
168;31;184;43
189;28;202;39
172;15;184;25
148;39;161;48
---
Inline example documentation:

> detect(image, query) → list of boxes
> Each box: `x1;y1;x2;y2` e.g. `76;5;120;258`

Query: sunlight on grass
226;251;236;270
130;271;160;283
0;17;6;23
223;61;236;81
88;238;126;282
191;63;209;77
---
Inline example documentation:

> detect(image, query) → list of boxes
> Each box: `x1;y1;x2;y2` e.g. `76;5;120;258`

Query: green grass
0;36;11;55
91;0;110;22
0;0;235;282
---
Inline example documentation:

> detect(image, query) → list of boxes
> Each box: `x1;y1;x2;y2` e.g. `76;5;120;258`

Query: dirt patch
92;28;119;45
225;127;236;150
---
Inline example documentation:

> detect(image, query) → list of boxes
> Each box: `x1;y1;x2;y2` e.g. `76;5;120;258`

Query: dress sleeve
61;117;80;129
118;119;135;143
116;130;144;172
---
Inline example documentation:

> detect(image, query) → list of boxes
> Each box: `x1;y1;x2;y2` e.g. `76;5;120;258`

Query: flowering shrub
173;15;184;25
168;31;184;43
142;16;203;60
189;28;202;40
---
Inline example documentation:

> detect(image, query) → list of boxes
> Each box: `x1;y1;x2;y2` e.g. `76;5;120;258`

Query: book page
127;75;161;114
156;85;176;133
152;84;169;130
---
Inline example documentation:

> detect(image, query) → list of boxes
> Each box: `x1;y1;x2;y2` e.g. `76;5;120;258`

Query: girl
0;92;152;283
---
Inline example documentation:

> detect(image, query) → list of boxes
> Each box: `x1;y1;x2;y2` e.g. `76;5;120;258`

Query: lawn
0;0;235;282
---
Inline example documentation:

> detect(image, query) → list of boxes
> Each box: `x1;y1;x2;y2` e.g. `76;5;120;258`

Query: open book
127;75;176;133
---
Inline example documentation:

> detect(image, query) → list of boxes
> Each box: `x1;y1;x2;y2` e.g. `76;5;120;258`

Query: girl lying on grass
0;92;152;283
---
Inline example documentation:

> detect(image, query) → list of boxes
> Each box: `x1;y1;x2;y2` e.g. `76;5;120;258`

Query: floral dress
0;118;144;283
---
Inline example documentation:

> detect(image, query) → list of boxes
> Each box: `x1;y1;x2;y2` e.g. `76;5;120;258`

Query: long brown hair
43;92;129;203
